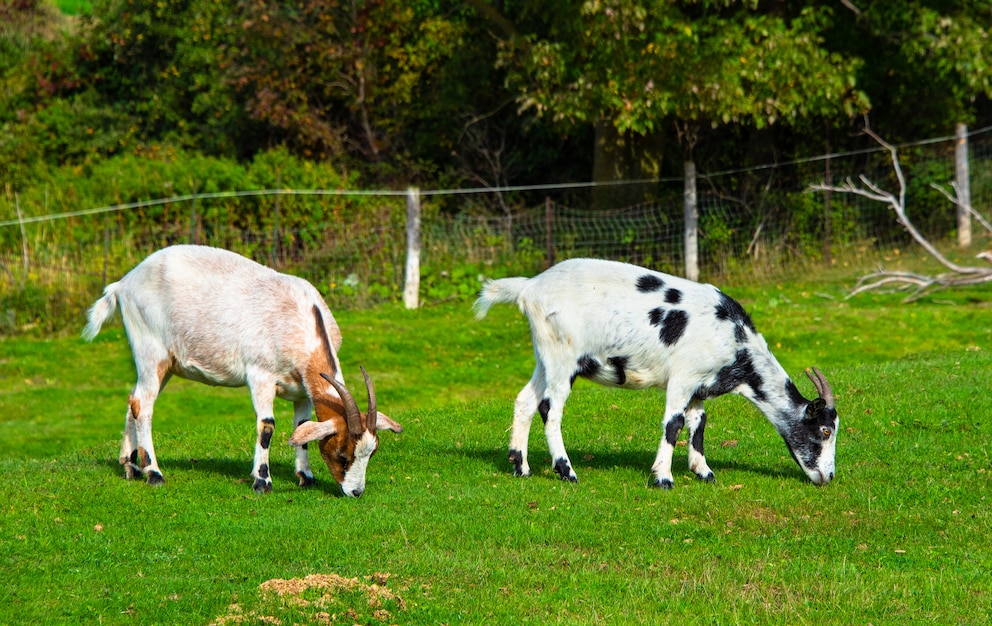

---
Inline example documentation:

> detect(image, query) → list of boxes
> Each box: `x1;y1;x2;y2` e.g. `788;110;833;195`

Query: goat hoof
697;472;716;483
252;478;273;494
146;471;165;486
652;478;674;490
553;458;577;482
297;472;316;488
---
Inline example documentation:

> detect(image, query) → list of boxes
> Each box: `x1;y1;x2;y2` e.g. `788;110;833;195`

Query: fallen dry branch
810;127;992;302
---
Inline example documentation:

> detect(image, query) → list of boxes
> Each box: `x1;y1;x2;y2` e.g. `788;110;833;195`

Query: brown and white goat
83;244;402;497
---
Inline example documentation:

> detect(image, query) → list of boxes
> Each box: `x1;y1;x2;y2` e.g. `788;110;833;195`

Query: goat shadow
453;443;800;485
96;456;345;497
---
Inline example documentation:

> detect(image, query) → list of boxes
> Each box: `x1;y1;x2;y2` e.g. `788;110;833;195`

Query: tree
834;0;992;139
482;0;869;207
230;0;467;165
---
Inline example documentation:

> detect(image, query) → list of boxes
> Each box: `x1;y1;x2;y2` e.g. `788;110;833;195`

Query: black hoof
297;473;317;488
147;471;165;486
697;472;716;483
252;478;273;493
553;458;577;483
652;478;674;490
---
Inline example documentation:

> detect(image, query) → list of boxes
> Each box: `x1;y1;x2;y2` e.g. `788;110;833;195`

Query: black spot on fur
554;458;576;482
259;417;275;449
659;310;689;346
714;291;756;343
649;307;689;346
785;379;808;407
607;356;629;386
508;449;525;476
637;274;664;292
572;355;600;385
697;349;767;402
691;413;707;456
538;398;551;425
665;413;685;446
665;288;683;304
257;463;269;479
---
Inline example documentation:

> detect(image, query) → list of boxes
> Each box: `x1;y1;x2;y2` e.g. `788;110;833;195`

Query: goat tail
82;282;121;341
473;276;530;320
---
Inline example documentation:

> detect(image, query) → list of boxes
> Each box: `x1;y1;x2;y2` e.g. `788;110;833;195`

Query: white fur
475;258;838;488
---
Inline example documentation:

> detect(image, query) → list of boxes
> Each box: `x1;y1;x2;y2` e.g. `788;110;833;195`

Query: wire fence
2;129;992;335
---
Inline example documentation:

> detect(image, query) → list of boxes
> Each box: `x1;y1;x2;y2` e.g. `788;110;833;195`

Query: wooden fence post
955;123;972;248
684;159;699;281
403;187;421;309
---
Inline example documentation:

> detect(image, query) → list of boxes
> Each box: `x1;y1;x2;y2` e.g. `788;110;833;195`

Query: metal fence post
403;187;421;309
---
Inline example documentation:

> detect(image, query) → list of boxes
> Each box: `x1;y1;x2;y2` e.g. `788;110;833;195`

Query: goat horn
360;366;377;432
805;366;835;408
320;372;364;436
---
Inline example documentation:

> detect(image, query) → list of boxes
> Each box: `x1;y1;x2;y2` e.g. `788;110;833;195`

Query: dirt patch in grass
210;572;406;625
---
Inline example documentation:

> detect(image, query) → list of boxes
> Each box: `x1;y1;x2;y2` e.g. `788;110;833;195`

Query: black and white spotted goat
474;258;838;488
83;244;402;497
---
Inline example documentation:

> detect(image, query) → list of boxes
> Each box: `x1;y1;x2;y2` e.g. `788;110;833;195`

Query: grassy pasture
1;278;991;624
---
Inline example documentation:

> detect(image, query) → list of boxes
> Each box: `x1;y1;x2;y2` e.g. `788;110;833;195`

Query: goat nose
350;487;364;497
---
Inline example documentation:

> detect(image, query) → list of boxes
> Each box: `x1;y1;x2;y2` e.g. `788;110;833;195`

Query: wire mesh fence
2;129;992;335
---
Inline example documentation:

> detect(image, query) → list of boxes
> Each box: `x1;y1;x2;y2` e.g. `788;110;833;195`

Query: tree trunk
592;120;664;211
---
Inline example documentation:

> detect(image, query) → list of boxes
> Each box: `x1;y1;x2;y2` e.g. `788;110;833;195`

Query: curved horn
320;372;364;436
805;366;835;408
360;366;377;432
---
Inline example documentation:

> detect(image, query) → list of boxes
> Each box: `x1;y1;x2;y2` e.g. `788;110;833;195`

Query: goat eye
821;427;832;438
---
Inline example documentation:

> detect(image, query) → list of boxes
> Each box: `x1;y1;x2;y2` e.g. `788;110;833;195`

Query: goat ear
289;419;338;446
374;411;403;434
805;398;826;419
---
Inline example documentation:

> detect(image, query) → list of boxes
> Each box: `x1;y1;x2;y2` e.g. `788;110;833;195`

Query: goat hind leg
127;385;165;485
119;396;140;480
541;376;576;483
509;365;546;477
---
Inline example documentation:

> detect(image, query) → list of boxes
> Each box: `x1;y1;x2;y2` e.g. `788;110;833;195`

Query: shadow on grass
95;456;345;497
452;443;801;485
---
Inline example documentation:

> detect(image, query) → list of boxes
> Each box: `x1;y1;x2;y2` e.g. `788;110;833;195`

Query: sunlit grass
1;281;991;623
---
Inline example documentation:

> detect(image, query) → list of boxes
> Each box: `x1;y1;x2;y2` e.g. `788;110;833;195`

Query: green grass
2;279;992;624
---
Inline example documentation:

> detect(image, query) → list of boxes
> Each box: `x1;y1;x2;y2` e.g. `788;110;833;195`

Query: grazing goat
83;245;402;497
474;258;838;488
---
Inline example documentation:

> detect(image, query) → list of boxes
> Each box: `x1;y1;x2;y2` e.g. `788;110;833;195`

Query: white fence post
684;160;699;281
955;123;972;248
403;187;421;309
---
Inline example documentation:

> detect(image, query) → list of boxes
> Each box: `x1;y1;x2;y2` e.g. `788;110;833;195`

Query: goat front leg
292;399;316;487
650;384;694;489
684;398;715;483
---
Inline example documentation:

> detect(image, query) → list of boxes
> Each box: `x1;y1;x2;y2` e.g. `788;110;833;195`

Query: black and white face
785;400;839;485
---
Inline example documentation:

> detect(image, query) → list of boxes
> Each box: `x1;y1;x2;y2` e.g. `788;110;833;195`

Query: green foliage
2;287;992;623
499;2;869;135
